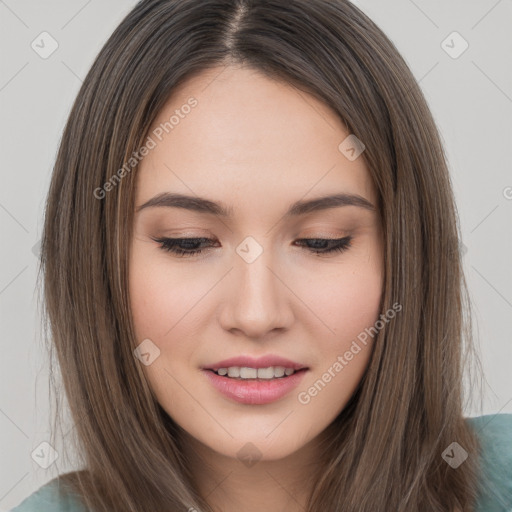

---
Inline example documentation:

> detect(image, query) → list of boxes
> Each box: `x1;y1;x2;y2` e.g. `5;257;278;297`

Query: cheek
129;243;204;343
128;249;203;407
129;267;176;342
333;267;383;338
300;252;383;343
293;249;383;408
294;273;382;419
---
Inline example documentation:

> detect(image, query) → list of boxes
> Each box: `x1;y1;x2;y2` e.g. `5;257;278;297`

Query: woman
12;0;512;511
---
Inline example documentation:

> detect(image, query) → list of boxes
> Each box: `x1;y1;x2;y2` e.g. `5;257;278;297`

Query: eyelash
151;236;353;258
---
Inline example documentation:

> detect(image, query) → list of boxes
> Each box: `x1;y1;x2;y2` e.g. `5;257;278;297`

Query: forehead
136;65;377;216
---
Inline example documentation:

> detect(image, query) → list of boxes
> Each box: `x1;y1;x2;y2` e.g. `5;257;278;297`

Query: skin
129;64;384;512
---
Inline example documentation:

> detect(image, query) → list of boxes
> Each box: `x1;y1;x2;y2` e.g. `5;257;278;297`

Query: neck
180;431;326;512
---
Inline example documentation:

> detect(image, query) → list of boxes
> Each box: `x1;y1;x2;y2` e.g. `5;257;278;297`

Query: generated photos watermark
297;302;403;405
93;97;198;200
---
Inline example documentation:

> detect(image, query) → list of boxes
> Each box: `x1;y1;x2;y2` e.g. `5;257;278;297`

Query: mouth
205;366;307;380
202;354;308;375
201;367;309;405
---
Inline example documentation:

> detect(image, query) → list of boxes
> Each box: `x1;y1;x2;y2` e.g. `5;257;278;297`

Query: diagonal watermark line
264;469;307;511
471;0;503;30
0;471;29;503
469;397;512;436
0;0;29;28
0;408;29;439
265;409;294;438
469;204;499;233
0;266;28;296
162;367;234;438
265;266;336;335
472;61;512;104
408;0;439;29
61;0;92;29
471;265;512;309
417;61;440;84
401;61;439;104
201;64;229;93
204;469;234;499
0;62;29;92
0;202;29;232
63;403;93;440
61;61;84;83
295;89;338;132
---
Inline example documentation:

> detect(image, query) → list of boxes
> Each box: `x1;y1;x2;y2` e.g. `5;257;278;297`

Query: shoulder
10;478;87;512
465;413;512;512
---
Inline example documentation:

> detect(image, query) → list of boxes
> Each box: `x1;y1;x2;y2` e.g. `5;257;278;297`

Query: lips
202;366;308;405
202;354;308;371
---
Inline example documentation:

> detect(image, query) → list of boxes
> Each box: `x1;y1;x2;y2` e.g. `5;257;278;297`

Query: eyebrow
135;192;376;217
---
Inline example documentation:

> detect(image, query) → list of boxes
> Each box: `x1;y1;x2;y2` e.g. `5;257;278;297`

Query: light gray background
1;0;511;509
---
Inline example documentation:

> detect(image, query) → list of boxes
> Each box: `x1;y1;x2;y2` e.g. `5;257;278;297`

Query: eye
151;236;353;258
294;236;352;255
151;237;216;257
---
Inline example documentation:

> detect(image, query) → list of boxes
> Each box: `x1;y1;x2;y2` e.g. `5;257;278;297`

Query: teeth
227;367;240;378
256;367;274;379
215;366;297;379
240;367;257;379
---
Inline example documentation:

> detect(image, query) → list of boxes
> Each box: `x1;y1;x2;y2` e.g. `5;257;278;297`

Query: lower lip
202;369;308;405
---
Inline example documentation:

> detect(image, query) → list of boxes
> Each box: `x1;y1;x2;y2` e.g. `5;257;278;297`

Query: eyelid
151;235;353;258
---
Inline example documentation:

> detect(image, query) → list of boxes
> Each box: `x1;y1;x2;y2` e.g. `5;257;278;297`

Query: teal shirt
10;414;512;511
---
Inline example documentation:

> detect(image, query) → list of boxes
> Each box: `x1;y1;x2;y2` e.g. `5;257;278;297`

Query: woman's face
130;64;384;461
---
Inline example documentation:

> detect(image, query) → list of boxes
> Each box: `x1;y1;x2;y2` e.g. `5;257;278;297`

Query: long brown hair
38;0;485;510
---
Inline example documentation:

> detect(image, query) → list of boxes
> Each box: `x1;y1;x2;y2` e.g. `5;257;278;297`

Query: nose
218;248;294;339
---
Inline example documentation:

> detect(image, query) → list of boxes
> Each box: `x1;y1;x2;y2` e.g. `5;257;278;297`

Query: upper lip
202;355;308;371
